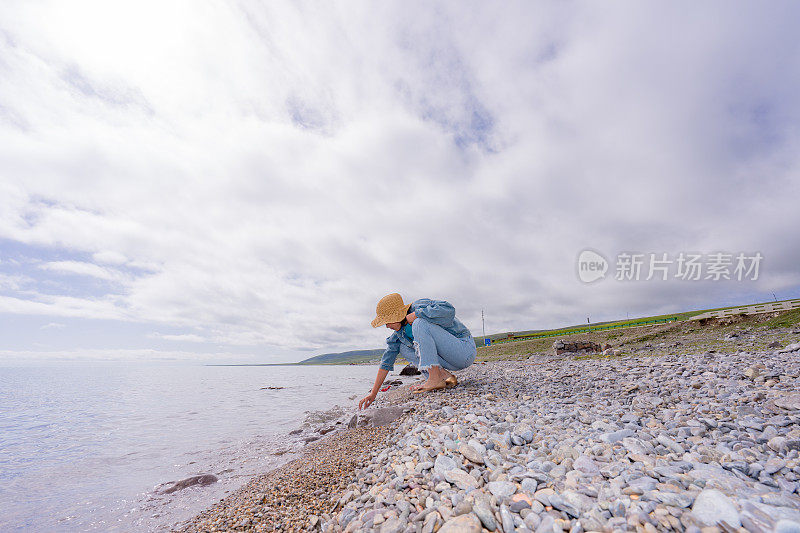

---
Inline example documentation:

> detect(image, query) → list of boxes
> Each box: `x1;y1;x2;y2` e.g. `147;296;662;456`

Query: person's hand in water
359;392;376;410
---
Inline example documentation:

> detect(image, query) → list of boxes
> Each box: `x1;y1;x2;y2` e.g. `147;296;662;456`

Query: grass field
758;308;800;329
475;305;800;362
474;297;800;345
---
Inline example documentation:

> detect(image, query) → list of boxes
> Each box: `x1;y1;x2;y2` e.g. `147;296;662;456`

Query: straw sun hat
371;293;412;328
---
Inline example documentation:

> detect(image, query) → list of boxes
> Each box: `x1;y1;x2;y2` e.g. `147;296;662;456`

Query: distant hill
297;348;384;365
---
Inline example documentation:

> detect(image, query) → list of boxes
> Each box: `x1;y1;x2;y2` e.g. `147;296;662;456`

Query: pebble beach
178;321;800;533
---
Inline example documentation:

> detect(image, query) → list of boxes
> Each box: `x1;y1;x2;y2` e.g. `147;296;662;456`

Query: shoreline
177;327;800;532
175;421;402;532
172;375;417;532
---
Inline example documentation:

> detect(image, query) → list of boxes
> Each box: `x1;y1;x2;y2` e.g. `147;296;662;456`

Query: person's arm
359;335;399;410
359;368;389;410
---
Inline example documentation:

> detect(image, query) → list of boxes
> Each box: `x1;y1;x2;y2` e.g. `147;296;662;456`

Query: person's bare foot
412;377;448;393
409;366;451;393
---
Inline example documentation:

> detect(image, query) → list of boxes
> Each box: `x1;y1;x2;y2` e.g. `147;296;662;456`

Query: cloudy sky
1;1;799;364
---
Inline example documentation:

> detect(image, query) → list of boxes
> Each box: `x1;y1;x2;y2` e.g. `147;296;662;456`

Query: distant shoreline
204;363;302;366
204;361;377;367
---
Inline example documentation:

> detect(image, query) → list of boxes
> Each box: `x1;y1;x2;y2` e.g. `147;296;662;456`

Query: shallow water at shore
0;362;378;532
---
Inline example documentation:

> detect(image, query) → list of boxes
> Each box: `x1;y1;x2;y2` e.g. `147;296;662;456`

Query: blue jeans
398;318;476;374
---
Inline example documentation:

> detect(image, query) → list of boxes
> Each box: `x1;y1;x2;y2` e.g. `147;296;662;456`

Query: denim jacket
378;298;473;371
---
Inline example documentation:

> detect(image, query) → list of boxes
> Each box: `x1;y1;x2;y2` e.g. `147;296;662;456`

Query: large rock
536;514;556;533
691;489;741;528
777;342;800;354
561;490;594;516
487;481;516;498
775;520;800;533
472;494;497;531
438;513;483;533
599;429;635;443
513;423;535;443
768;436;788;452
338;507;357;527
654;490;695;508
656;434;685;454
627;475;658;492
445;468;479;490
347;406;407;428
572;455;600;475
740;500;800;532
160;474;218;494
459;443;484;464
399;364;421;375
775;393;800;411
745;363;766;380
499;504;514;533
622;437;651;455
687;464;749;493
379;517;404;533
548;491;592;518
521;477;538;493
552;339;604;355
434;454;458;476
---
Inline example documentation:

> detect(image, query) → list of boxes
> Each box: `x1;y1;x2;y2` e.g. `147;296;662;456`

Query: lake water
0;362;380;532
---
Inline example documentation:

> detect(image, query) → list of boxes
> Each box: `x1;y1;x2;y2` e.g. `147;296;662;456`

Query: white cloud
0;273;29;290
40;322;65;329
39;260;122;281
148;332;206;343
92;250;127;265
0;294;128;320
0;2;799;361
